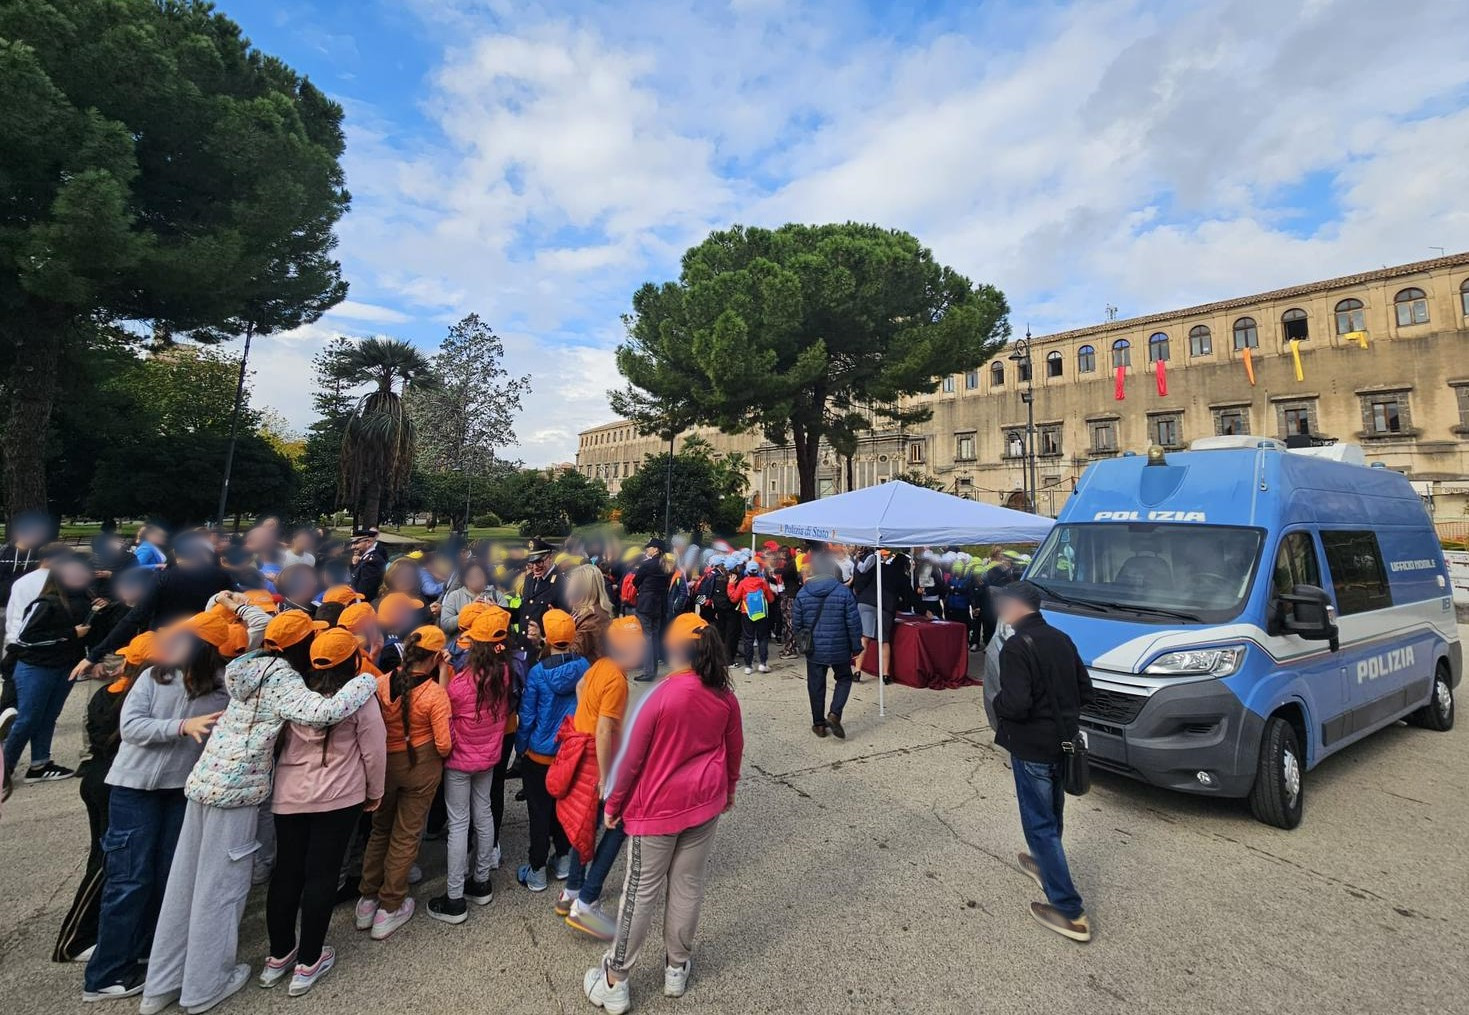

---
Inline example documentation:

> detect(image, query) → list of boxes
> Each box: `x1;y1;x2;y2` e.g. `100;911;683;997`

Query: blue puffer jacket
516;652;589;757
792;577;864;664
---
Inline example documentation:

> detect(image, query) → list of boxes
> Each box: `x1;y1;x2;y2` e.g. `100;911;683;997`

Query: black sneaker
426;894;468;925
24;761;75;783
464;878;494;906
82;968;146;1002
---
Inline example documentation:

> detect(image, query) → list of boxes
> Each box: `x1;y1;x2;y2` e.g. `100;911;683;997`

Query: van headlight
1144;646;1245;677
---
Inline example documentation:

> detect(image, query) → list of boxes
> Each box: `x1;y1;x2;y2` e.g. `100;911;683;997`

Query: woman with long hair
584;615;743;1013
438;560;497;634
4;554;98;789
427;606;515;925
566;563;612;662
261;622;386;996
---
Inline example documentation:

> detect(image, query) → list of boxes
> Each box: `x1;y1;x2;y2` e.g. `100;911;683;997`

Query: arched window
1112;338;1131;368
1077;345;1096;373
990;361;1005;386
1335;298;1365;335
1147;331;1170;362
1282;308;1308;342
1189;325;1212;356
1395;287;1429;326
1233;317;1259;350
1461;279;1469;316
1046;350;1063;378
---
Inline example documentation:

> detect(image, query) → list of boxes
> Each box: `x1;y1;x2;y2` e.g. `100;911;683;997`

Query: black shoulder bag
1019;633;1090;796
794;592;831;657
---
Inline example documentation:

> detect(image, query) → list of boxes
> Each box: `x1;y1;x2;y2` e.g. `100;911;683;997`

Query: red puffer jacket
547;716;600;859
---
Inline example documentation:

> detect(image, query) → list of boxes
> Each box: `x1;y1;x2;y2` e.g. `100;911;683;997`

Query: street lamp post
1009;329;1038;513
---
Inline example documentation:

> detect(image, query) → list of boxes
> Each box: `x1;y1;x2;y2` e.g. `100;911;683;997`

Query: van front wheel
1248;716;1304;829
1409;665;1454;732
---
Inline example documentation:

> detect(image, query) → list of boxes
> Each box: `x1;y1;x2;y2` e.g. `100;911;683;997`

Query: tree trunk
360;474;383;529
792;421;821;503
2;311;65;526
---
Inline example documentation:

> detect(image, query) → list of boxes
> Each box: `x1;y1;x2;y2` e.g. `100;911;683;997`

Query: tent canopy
750;481;1054;547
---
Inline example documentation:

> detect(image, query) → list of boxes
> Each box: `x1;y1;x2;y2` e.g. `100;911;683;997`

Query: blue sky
228;0;1469;464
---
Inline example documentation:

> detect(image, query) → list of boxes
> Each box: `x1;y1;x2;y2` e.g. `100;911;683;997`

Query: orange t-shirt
376;671;452;758
573;658;629;736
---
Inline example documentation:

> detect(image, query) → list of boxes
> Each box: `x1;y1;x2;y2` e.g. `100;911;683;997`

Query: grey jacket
106;666;230;792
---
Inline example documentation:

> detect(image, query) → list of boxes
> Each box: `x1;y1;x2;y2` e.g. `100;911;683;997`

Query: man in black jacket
992;581;1094;943
631;539;671;682
520;538;566;633
349;528;388;601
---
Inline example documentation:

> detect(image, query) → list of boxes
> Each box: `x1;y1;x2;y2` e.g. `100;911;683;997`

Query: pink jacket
605;671;743;837
445;667;511;773
271;696;387;815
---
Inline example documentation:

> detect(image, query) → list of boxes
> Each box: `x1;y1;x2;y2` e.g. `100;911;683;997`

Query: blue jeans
806;658;854;726
565;821;627;904
1012;760;1084;919
3;660;74;772
635;612;663;679
85;787;188;991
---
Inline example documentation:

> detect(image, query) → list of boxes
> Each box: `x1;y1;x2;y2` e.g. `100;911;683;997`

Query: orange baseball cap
409;625;447;652
263;611;327;651
541;609;577;650
120;631;157;668
607;615;644;647
177;610;250;658
457;601;492;632
338;601;378;633
377;591;424;617
242;589;279;614
310;628;360;668
457;606;512;648
664;612;709;646
322;585;363;606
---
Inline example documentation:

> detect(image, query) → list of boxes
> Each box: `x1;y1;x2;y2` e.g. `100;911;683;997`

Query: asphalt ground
3;636;1466;1015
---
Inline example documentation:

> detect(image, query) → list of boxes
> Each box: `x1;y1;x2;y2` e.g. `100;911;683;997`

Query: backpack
619;571;637;606
743;586;768;621
711;574;735;612
667;574;690;616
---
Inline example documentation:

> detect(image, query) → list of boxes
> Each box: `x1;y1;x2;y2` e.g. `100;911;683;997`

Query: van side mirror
1276;584;1339;651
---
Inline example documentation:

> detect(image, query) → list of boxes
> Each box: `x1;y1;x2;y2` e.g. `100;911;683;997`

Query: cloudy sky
228;0;1469;465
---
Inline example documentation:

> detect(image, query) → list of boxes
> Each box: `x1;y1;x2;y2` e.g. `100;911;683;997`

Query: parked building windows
942;374;955;393
955;432;976;461
1189;325;1212;356
1394;287;1429;326
907;441;925;464
1046;350;1063;378
1276;398;1319;439
965;368;979;389
1150;413;1184;448
1003;430;1025;460
1214;407;1250;436
991;361;1005;386
1039;424;1063;457
1089;420;1118;454
1017;358;1032;383
1112;339;1131;368
1148;332;1170;362
1233;317;1259;349
1335;298;1365;335
1078;345;1096;373
1455;383;1469;431
1360;391;1411;438
1282;308;1308;342
1461;279;1469;316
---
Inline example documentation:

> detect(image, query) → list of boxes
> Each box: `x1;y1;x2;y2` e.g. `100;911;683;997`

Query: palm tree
335;337;439;527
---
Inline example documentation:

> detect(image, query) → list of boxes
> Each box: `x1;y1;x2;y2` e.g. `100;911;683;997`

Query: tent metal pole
877;554;886;717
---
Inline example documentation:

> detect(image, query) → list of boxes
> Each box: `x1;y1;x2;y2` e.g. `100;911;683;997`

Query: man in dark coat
630;539;671;682
349;528;388;601
520;538;566;633
991;581;1094;944
791;556;864;739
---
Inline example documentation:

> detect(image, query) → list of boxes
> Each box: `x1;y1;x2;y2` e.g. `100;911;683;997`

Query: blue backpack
744;587;768;621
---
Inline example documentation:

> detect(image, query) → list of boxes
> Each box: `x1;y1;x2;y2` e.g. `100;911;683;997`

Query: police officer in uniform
519;538;566;633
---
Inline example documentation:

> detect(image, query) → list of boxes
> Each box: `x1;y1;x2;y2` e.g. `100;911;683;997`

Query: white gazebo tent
751;481;1055;715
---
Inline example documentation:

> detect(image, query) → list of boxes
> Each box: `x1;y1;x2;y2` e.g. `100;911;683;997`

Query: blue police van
985;436;1460;828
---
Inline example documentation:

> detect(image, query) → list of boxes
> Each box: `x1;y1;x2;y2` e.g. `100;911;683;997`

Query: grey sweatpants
144;801;258;1008
606;816;720;977
443;768;496;898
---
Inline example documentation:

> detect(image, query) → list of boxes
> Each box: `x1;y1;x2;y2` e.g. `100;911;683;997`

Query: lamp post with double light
1008;328;1038;513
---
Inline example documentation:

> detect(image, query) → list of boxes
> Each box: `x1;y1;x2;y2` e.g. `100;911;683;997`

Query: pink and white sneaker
354;896;379;931
257;948;297;988
370;898;415;940
287;947;335;997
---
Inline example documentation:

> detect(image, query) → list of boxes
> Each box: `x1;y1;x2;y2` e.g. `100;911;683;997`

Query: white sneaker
257;947;296;988
488;844;502;870
185;962;251;1014
584;964;630;1015
72;944;96;963
370;898;415;940
553;853;572;881
354;896;379;931
286;947;334;997
757;664;770;673
138;990;180;1015
743;666;753;675
664;958;692;997
81;978;144;1002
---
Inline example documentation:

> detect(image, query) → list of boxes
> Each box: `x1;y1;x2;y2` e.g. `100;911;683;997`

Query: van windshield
1027;523;1264;623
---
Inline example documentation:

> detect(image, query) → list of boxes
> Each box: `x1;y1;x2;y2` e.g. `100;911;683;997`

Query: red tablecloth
860;614;973;689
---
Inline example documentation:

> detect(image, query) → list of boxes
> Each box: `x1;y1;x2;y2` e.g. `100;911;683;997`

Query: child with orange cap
140;603;377;1014
84;615;234;1003
558;615;646;939
427;607;516;925
54;633;156;964
515;609;587;893
355;626;452;941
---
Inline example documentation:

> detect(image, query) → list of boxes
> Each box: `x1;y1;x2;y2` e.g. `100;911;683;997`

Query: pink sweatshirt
445;666;511;773
272;696;388;814
605;671;743;837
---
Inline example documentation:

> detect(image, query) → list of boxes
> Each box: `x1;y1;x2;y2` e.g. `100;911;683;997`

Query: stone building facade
576;253;1469;521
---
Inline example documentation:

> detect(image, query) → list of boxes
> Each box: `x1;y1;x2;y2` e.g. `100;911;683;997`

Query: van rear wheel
1248;716;1304;830
1409;665;1454;732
